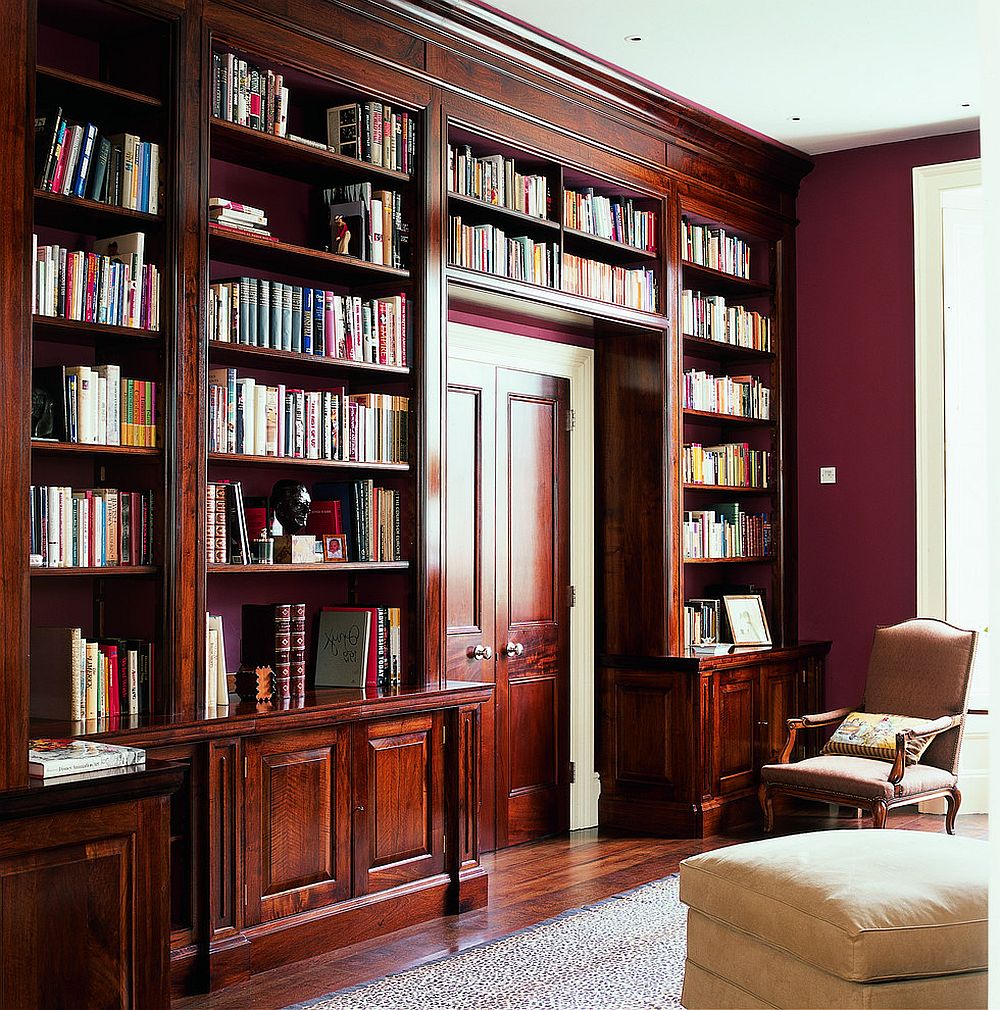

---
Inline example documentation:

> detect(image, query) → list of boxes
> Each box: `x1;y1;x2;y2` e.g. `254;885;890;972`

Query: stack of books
312;480;402;562
682;290;771;351
448;216;559;287
683;598;723;649
683;503;772;560
326;101;416;173
681;216;752;279
683;369;770;420
30;626;153;723
447;144;549;219
28;739;146;779
683;442;770;488
563;188;656;251
211;51;289;137
210;198;272;239
560;254;658;312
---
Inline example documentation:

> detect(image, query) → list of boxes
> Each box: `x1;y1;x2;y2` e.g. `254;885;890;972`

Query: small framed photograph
723;594;771;646
322;533;349;563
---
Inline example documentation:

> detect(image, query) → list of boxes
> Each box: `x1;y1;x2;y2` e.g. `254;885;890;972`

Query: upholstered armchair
760;618;978;833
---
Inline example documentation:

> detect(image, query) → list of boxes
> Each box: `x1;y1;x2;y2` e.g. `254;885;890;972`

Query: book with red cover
304;499;342;536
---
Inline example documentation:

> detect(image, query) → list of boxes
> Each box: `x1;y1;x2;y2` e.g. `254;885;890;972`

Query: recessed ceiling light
961;102;971;108
624;35;642;42
790;116;801;122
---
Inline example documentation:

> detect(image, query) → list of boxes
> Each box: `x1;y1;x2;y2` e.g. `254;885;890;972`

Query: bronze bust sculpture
270;480;311;535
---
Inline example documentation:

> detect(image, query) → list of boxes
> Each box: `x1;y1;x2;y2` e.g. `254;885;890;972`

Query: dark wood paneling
354;713;444;895
616;685;673;785
245;728;351;924
758;661;799;765
715;665;756;795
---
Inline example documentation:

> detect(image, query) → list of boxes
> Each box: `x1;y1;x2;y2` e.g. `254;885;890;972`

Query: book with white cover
28;738;145;778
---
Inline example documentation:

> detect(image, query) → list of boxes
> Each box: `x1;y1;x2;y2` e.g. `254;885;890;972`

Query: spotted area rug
285;875;685;1010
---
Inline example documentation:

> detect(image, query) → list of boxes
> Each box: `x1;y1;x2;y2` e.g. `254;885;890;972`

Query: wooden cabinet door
758;661;801;766
244;727;351;925
713;665;757;795
353;713;445;896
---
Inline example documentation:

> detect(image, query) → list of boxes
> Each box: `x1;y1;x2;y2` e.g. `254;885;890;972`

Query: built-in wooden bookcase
445;122;666;326
202;38;423;698
29;0;176;722
676;197;790;646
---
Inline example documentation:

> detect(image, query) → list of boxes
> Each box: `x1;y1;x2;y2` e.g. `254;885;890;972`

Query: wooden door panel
507;396;557;625
445;356;497;852
715;667;756;795
495;368;570;848
0;838;133;1010
354;714;444;895
508;677;558;792
245;728;351;925
759;662;800;765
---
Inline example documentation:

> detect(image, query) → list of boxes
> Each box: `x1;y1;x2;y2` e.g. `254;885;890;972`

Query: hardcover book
28;738;145;779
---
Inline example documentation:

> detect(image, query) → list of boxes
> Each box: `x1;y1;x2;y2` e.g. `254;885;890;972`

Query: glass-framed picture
723;594;771;646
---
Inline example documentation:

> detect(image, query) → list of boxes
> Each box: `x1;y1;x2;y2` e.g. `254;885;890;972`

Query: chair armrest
888;716;962;784
799;706;855;728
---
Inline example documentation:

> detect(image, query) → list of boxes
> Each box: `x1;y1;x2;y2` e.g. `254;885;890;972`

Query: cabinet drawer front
246;728;351;924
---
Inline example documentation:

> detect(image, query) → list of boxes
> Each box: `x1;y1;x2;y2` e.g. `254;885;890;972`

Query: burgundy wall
796;130;980;708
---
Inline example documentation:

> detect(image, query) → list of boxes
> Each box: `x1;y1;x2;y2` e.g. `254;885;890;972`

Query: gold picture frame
723;594;771;646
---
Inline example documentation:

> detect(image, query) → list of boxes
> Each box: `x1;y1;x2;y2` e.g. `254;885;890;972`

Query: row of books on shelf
561;253;658;313
206;479;402;564
683;598;723;648
447;144;549;219
35;109;161;214
683;504;773;560
208;369;409;463
211;51;289;137
315;606;402;690
681;216;752;280
322;184;408;269
208;277;407;366
326;101;417;173
563;189;657;251
683;369;771;420
32;233;160;330
449;218;558;287
30;626;153;723
29;485;153;568
682;290;772;352
683;443;770;488
33;365;157;447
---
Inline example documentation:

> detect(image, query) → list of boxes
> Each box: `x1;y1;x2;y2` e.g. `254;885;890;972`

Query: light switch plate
819;466;837;484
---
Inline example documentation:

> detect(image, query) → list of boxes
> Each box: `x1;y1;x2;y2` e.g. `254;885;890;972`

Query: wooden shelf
681;261;771;298
562;226;658;260
209;225;410;282
208;341;409;378
32;316;161;344
683;556;776;565
209;561;409;573
447;266;668;331
683;483;775;494
683;409;774;427
36;65;163;108
31;440;161;458
31;565;159;577
208;452;409;472
682;335;774;361
448;191;560;232
34;189;161;231
210;118;413;185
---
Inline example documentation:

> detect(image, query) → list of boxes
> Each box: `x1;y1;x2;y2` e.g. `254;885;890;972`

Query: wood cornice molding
365;0;814;187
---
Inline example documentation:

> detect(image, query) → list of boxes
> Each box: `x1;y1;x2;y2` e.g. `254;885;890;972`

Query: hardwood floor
177;807;988;1010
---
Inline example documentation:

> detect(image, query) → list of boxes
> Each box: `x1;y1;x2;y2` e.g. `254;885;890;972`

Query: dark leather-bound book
241;603;291;699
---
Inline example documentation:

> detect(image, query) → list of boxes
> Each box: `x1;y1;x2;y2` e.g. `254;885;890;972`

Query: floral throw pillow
822;711;941;765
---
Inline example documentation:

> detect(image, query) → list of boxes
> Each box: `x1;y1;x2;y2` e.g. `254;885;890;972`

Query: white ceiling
486;0;980;155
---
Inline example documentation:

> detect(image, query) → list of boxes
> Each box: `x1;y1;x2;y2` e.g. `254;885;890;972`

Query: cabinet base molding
455;864;490;912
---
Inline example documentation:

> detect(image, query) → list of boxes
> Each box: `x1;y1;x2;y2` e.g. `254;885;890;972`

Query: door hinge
443;831;447;855
443;723;447;745
244;755;248;778
569;760;576;784
565;408;575;432
568;585;576;607
244;883;248;908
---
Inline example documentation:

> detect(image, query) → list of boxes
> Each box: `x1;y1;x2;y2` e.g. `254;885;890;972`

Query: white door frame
913;157;987;814
447;321;598;830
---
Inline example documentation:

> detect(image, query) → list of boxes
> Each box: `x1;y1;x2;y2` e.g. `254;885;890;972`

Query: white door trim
913;157;981;618
448;322;598;829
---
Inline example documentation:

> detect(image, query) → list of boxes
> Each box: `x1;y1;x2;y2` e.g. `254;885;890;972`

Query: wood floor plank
176;809;987;1010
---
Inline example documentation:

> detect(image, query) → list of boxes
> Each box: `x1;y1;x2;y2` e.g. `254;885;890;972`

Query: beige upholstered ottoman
679;830;988;1009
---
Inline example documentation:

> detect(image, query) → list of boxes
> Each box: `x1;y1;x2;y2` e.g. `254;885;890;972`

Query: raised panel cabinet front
758;662;801;766
245;727;351;925
353;713;444;896
714;666;757;795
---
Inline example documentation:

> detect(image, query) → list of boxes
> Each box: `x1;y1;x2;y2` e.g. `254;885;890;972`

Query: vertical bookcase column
172;7;208;715
0;0;32;788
